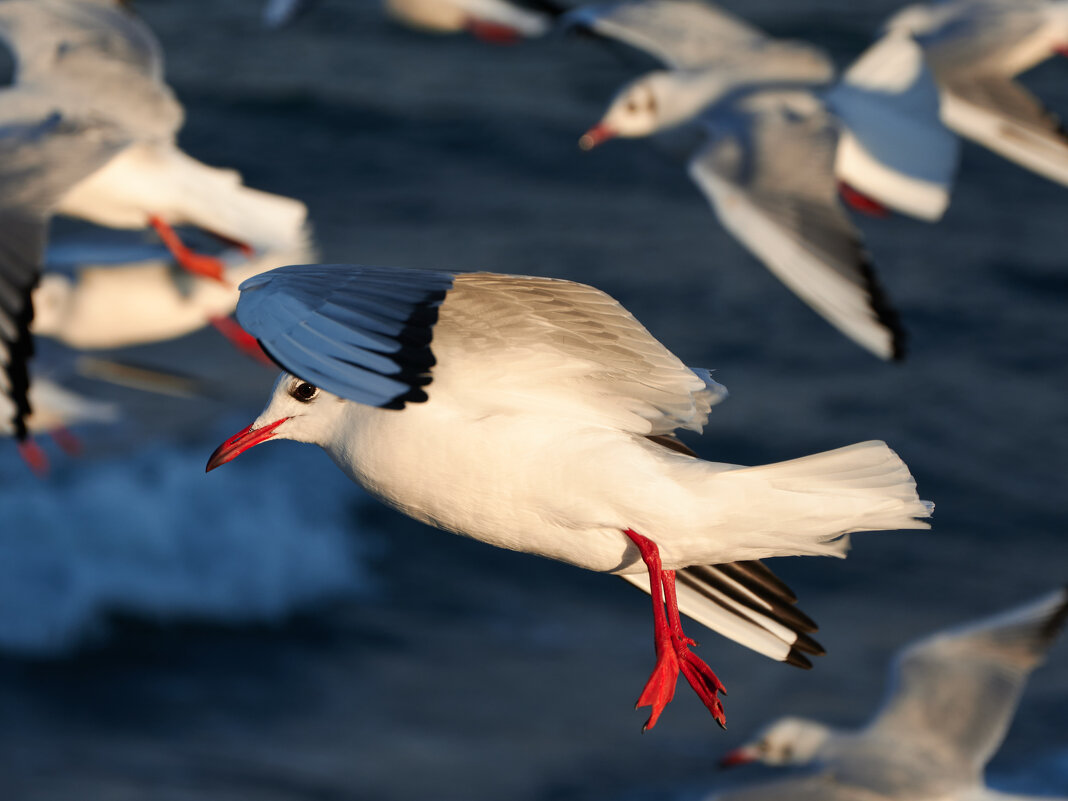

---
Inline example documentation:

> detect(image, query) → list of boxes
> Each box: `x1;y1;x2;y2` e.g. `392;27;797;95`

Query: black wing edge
677;561;826;669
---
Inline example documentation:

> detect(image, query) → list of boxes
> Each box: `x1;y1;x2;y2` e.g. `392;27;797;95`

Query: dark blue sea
1;0;1065;798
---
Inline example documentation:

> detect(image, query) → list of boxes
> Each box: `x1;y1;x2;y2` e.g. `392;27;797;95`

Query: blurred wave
0;433;370;655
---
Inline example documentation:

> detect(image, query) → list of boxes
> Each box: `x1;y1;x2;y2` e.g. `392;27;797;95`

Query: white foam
0;427;371;654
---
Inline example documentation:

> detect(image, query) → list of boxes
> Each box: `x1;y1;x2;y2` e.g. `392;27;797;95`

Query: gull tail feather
710;441;932;561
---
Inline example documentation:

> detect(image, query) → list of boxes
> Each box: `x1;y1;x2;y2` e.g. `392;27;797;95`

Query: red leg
623;529;727;731
50;426;82;457
464;18;521;44
17;439;49;477
837;181;890;218
202;228;254;257
148;215;229;283
209;316;277;367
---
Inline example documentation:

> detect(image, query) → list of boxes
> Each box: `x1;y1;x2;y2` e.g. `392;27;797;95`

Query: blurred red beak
719;746;760;769
205;418;289;472
579;123;615;150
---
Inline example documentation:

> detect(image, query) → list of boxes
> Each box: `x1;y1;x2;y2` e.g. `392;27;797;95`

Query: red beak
718;746;760;769
578;123;615;151
205;418;289;472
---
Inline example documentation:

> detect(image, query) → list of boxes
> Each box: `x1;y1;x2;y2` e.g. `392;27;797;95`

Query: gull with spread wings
206;263;933;730
717;587;1068;801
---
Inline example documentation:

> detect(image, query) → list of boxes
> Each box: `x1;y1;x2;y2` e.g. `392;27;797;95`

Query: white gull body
208;264;933;728
884;0;1068;187
715;587;1068;801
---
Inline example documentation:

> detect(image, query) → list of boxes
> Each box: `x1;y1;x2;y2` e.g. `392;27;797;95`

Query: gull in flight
716;587;1068;801
0;0;310;284
207;263;933;730
567;0;959;360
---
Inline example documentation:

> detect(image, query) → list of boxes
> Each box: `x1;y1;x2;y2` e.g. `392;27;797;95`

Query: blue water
1;0;1066;799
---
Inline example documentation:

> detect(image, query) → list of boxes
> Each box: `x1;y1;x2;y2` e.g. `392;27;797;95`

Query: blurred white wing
562;0;769;69
688;93;904;360
940;76;1068;186
864;588;1068;775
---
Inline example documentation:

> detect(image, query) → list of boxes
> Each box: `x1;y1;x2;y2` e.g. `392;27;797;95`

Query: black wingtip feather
794;632;826;656
1039;587;1068;644
859;258;907;362
786;649;813;670
721;561;798;604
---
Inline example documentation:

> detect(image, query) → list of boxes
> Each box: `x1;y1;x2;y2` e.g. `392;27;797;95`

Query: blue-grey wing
236;264;456;408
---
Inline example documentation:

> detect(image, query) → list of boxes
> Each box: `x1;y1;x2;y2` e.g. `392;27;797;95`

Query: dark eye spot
289;381;319;403
626;99;638;113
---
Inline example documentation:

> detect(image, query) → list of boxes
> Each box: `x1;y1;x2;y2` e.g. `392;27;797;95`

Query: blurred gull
32;242;314;352
884;0;1068;187
263;0;556;41
0;58;131;445
569;0;836;148
568;0;959;360
715;587;1068;801
0;0;311;283
206;263;933;730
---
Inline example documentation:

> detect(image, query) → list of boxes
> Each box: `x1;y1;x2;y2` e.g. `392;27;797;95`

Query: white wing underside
58;141;311;252
941;77;1068;186
689;95;900;360
431;273;723;435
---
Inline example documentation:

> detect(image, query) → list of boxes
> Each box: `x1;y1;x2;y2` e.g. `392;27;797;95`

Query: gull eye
289;381;319;403
626;99;639;113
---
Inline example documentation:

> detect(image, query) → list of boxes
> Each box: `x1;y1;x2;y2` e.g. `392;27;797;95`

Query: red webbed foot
635;641;680;731
623;530;728;731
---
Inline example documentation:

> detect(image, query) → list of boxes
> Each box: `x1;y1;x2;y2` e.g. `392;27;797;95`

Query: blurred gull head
719;716;833;768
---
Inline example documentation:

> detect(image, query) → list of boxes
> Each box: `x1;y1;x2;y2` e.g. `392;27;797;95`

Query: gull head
580;72;672;148
206;372;348;471
719;716;832;768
